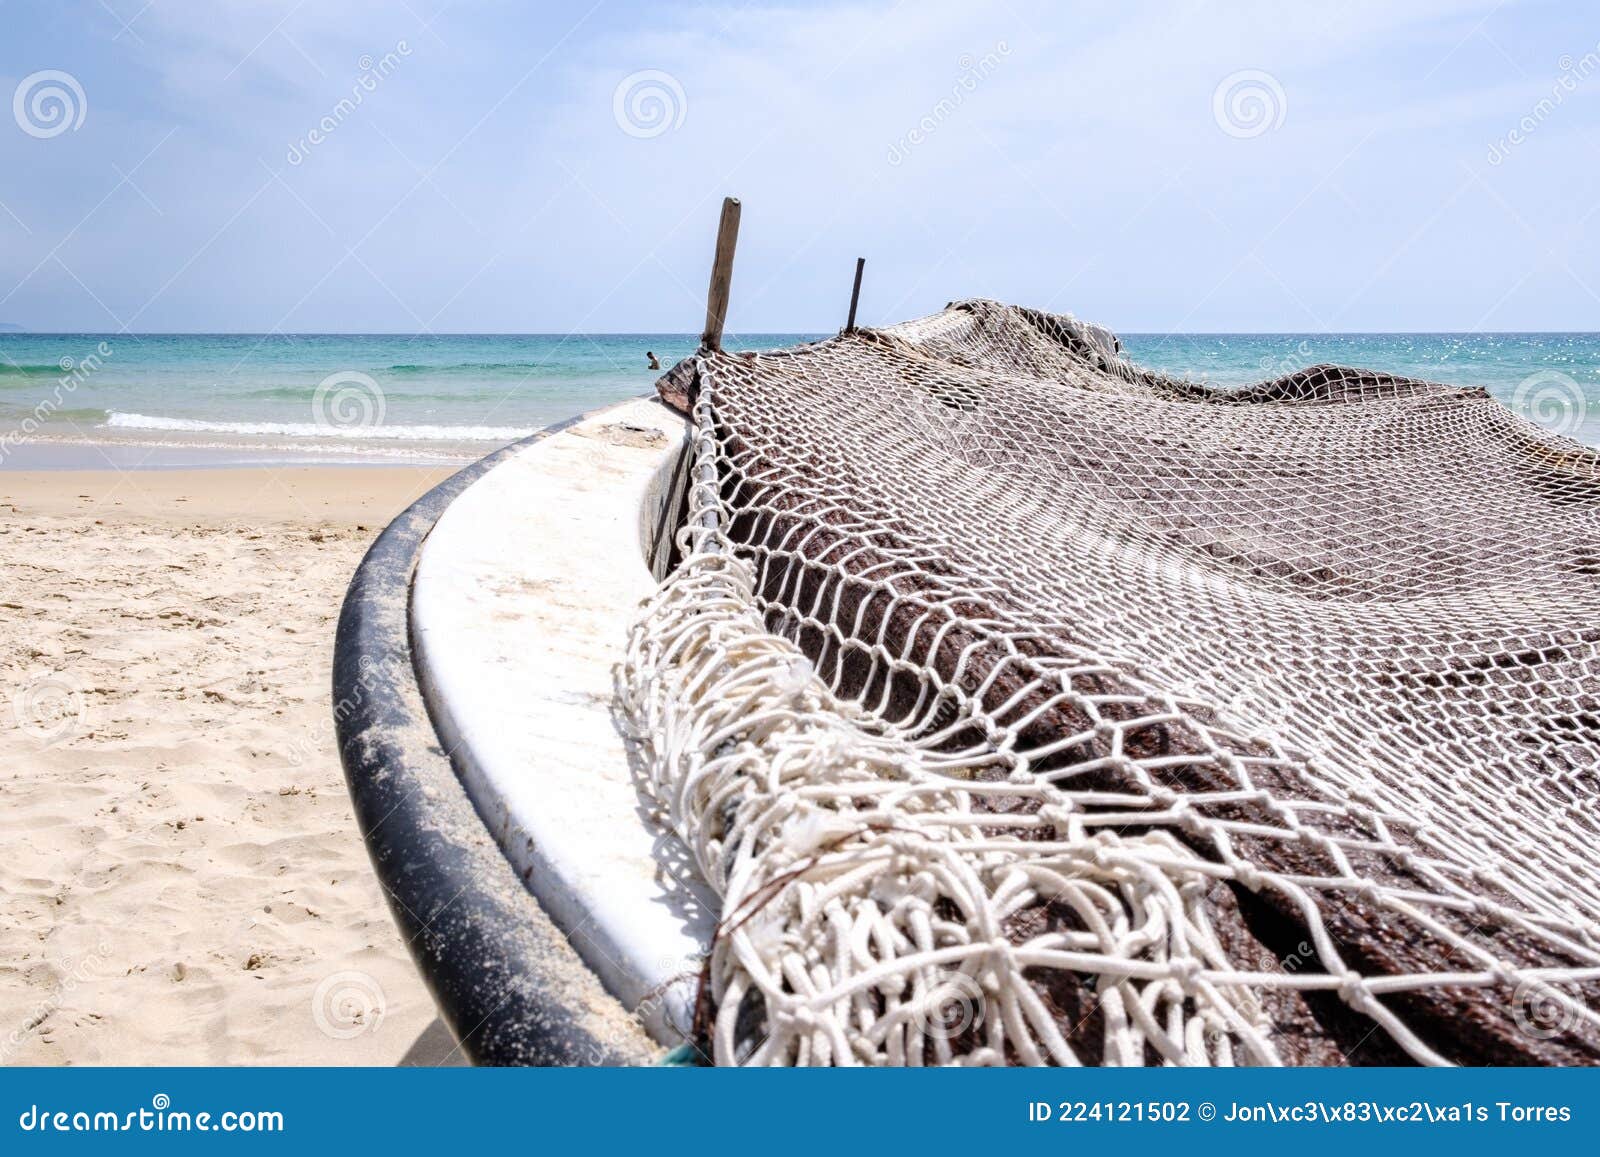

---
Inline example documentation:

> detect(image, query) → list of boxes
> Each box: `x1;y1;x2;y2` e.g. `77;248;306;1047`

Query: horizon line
5;329;1600;338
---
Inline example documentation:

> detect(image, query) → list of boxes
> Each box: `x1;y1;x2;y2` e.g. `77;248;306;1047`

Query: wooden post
845;256;865;333
701;197;741;351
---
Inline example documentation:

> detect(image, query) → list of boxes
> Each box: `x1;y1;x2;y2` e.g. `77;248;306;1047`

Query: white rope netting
619;300;1600;1066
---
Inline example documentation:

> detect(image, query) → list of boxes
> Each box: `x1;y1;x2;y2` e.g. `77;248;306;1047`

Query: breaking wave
103;411;537;442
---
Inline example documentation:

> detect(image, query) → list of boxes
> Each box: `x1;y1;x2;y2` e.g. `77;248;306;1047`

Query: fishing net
619;299;1600;1066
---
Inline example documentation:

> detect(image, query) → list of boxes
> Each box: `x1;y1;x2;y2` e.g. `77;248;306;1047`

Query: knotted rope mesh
619;300;1600;1066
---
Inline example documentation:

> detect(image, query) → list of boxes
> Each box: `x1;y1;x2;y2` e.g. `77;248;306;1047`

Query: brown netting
621;299;1600;1066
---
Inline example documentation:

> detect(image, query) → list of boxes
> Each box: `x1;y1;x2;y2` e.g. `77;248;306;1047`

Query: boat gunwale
332;398;659;1067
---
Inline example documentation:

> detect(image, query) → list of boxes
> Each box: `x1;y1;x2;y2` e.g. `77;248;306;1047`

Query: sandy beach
1;464;455;1064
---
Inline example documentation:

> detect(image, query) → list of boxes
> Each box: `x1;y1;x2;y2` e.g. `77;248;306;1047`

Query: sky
1;0;1598;334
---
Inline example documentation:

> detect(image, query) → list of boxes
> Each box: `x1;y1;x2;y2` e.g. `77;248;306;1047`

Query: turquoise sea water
1;330;1597;465
0;333;809;464
1122;331;1600;451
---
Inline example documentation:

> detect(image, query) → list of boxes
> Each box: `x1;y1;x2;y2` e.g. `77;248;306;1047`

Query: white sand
1;466;456;1064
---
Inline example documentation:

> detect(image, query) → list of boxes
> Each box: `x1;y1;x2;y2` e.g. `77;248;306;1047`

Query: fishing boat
335;200;1600;1066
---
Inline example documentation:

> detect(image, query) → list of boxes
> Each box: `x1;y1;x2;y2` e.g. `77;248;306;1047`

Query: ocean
2;330;1597;467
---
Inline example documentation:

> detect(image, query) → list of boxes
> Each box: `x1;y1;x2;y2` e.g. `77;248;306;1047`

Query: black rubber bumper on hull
331;418;655;1066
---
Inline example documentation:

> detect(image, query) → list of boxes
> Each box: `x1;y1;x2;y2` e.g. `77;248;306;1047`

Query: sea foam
104;411;538;442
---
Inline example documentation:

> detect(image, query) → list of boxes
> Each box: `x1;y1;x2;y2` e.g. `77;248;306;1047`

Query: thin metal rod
845;256;865;332
701;197;741;351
